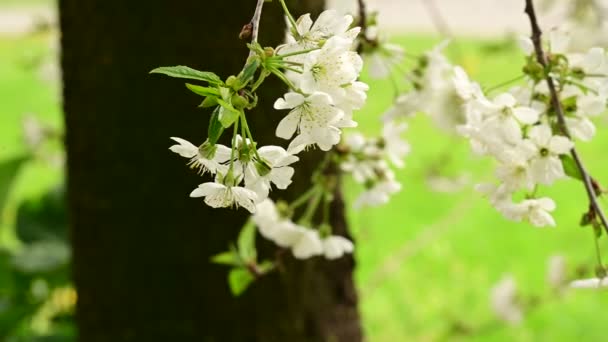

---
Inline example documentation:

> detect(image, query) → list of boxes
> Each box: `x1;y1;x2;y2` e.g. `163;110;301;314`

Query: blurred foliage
0;17;74;340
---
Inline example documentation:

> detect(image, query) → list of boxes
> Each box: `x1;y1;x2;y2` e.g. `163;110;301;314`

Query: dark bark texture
59;0;361;341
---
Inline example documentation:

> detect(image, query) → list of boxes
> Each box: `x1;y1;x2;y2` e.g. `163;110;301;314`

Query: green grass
2;31;608;341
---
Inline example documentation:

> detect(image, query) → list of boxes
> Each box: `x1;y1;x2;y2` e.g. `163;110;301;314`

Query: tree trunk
59;0;361;341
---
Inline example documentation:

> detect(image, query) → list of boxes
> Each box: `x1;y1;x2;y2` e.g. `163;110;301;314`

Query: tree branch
524;0;608;236
246;0;266;58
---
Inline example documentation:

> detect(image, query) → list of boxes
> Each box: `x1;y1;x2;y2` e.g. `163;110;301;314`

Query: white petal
169;137;198;158
513;107;539;125
493;93;517;108
274;92;305;110
529;125;552;147
518;36;534;55
295;13;313;35
232;187;258;213
310;126;341;151
292;230;323;259
269;166;294;190
189;182;224;198
214;144;232;163
276;111;301;140
549;136;573;154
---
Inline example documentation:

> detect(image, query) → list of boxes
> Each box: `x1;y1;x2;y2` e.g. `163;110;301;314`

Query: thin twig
419;0;463;61
248;0;266;58
357;0;368;35
524;0;608;236
356;0;369;54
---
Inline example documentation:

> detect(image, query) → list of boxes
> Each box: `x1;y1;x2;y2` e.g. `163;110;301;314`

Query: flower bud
231;93;249;109
263;47;275;58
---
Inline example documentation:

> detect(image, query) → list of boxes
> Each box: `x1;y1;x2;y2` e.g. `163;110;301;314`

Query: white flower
547;255;567;289
478;93;539;145
299;36;363;96
364;26;404;79
253;199;308;247
566;116;596;142
491;276;522;325
323;236;354;259
332;81;369;127
291;229;324;259
275;92;344;152
367;43;404;79
382;93;419;122
549;27;570;55
475;183;511;208
382;121;410;168
354;171;401;208
340;134;387;183
190;182;258;213
500;197;557;227
282;10;359;52
520;125;573;185
494;147;534;191
452;66;482;101
570;277;608;289
243;145;299;199
169;138;231;175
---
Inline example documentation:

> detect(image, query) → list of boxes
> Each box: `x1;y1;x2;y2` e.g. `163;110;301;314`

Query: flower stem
227;117;240;180
593;229;605;270
277;0;299;39
485;74;526;94
240;111;261;160
278;47;320;59
271;69;301;93
289;185;321;210
299;186;324;225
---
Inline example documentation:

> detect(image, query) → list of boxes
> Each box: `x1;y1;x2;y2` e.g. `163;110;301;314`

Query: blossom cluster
454;28;608;227
253;199;353;260
382;42;468;134
340;122;409;208
167;10;369;260
275;10;367;153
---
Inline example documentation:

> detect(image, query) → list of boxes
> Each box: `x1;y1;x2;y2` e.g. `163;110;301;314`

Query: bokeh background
1;0;608;340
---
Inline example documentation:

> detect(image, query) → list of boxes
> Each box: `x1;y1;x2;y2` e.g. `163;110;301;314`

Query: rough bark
59;0;361;341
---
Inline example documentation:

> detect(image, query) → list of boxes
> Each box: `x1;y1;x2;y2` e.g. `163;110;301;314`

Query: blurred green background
1;0;608;341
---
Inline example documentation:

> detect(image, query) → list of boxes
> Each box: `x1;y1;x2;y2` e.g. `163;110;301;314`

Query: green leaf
237;221;257;263
0;155;29;225
217;100;241;128
238;58;261;87
150;66;222;85
228;268;254;296
185;83;219;97
200;96;218;108
257;260;275;275
561;155;583;181
211;250;240;266
208;107;225;145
